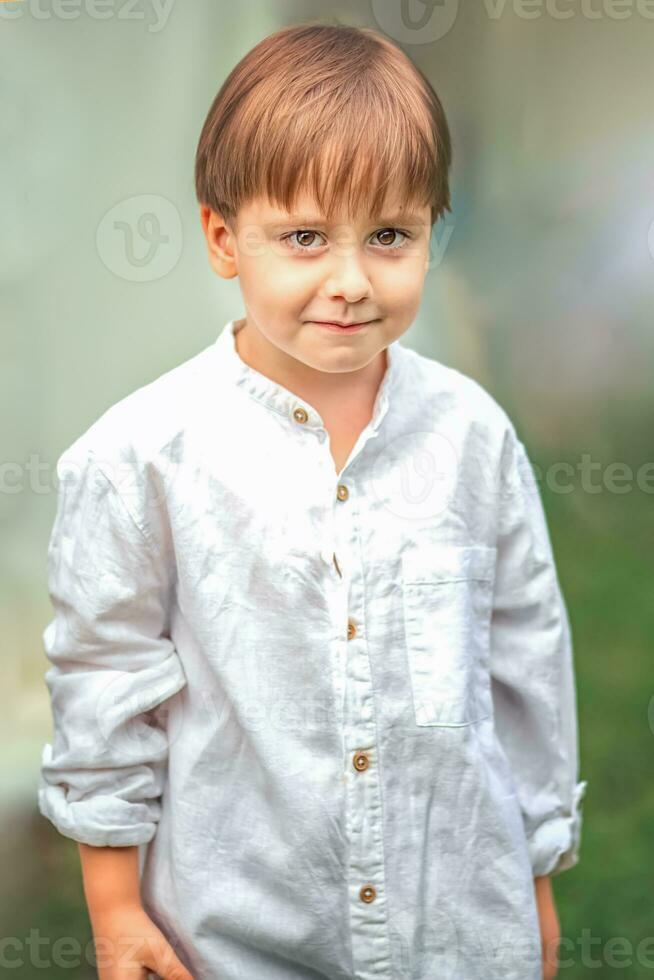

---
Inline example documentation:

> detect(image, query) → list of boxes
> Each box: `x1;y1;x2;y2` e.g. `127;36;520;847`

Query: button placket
317;459;350;580
322;439;389;966
308;420;340;570
329;483;348;573
341;526;392;975
319;507;342;576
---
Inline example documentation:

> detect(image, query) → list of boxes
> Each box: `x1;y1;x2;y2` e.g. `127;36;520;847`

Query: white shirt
39;317;587;980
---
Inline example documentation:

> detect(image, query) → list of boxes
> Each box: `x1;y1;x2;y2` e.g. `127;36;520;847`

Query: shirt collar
212;317;407;434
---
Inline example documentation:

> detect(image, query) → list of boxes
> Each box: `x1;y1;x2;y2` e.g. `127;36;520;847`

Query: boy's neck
233;316;388;427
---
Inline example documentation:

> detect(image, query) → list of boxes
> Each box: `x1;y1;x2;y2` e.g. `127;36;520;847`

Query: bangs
195;23;452;228
253;93;439;226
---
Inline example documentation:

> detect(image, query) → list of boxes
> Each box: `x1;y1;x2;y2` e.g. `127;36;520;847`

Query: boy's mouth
310;319;375;333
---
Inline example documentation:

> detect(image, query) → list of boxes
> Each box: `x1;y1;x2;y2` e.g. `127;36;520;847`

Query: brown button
336;484;349;501
353;751;369;772
359;884;376;903
292;406;308;423
347;619;357;640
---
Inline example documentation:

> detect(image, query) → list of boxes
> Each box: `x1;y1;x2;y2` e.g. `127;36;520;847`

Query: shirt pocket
401;544;497;727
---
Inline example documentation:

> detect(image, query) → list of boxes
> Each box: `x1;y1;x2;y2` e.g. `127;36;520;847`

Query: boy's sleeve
38;445;188;847
489;423;587;878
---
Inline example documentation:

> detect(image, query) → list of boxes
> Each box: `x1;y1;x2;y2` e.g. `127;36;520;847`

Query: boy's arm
78;844;142;916
534;874;560;979
38;444;188;848
489;423;587;879
77;844;194;979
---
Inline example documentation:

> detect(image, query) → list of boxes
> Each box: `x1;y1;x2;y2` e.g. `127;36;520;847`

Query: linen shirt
38;316;587;980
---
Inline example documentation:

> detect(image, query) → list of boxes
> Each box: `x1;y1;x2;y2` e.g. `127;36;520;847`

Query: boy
38;21;587;980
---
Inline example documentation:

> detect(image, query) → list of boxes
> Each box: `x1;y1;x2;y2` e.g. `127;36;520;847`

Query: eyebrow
269;211;424;227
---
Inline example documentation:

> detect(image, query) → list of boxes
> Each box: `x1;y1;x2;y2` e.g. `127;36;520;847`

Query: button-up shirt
38;317;587;980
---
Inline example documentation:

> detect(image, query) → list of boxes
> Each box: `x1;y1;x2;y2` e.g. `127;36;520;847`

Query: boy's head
195;22;452;378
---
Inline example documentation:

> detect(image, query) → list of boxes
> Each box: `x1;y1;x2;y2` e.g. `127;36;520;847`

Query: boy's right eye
281;229;324;251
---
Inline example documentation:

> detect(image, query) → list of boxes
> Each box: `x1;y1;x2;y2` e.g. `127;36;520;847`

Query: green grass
543;461;653;978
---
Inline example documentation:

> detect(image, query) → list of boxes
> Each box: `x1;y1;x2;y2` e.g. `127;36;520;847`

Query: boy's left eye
280;228;411;252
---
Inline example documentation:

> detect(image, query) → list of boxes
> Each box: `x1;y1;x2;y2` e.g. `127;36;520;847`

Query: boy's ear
199;206;238;279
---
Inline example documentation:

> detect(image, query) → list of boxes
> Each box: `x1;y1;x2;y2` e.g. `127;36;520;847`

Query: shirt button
353;751;369;772
359;884;377;903
292;406;308;424
336;484;349;501
347;619;357;640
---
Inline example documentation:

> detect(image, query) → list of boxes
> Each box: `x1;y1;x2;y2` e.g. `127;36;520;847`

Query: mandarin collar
212;318;406;434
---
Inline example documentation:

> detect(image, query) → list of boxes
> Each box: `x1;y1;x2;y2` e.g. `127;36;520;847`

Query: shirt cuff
37;758;161;848
526;779;588;877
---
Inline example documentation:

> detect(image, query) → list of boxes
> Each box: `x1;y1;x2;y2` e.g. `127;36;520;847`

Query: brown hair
194;21;452;229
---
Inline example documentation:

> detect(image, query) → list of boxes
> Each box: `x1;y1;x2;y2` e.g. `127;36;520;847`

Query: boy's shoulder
56;333;518;478
401;342;515;440
56;339;218;475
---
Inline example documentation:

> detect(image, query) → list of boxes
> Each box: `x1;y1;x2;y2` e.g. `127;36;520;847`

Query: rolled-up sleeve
489;424;587;878
38;445;187;847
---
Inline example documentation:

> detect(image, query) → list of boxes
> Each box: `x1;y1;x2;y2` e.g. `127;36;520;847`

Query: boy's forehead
238;192;430;227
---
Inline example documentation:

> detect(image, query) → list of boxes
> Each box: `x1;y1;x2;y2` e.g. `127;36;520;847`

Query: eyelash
280;228;412;253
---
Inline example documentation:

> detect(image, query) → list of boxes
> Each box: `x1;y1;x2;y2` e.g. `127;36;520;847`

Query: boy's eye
287;229;323;250
280;228;412;253
373;228;410;249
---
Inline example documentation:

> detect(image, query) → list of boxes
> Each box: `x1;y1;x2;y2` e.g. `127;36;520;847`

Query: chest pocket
401;545;497;727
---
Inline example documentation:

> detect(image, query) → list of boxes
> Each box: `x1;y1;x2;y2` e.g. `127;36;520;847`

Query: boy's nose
322;251;372;302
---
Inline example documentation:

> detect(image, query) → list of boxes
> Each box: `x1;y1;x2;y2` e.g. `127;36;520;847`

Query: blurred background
2;1;653;976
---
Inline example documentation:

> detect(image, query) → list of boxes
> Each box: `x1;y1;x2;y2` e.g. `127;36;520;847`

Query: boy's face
201;190;433;377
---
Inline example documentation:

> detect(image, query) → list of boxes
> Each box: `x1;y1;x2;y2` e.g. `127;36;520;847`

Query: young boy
38;21;587;980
